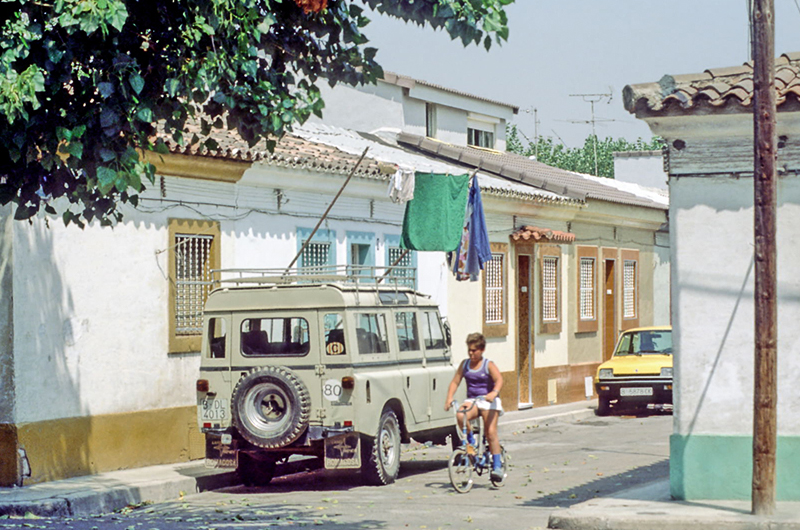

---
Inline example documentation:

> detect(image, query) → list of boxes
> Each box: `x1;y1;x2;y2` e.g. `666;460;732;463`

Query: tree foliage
506;124;663;179
0;0;513;226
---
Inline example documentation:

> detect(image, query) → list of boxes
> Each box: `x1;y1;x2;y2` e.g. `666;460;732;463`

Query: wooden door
603;259;616;361
517;255;533;407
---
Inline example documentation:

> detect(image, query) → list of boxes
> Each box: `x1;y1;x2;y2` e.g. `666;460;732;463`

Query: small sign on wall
585;376;593;399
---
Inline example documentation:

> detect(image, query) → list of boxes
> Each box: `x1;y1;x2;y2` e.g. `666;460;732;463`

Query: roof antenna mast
569;92;613;176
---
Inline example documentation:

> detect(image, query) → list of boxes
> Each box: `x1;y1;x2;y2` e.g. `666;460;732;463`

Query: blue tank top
463;358;494;398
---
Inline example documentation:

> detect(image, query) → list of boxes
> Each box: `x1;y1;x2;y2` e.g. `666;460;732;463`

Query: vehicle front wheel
448;448;473;493
361;409;401;485
596;395;611;416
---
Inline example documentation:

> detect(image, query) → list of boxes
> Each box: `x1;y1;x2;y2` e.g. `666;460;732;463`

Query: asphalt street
0;410;672;530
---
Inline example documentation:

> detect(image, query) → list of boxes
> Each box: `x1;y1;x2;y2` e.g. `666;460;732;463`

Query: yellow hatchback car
594;326;672;415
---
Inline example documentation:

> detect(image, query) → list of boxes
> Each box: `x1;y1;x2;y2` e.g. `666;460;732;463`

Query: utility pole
569;93;613;176
751;0;777;517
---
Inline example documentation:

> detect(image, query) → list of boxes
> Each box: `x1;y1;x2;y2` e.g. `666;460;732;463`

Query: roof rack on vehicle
210;265;418;290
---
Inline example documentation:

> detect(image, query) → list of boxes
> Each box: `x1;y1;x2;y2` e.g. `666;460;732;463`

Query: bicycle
447;397;508;493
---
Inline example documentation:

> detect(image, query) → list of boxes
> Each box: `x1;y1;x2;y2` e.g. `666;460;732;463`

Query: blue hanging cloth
450;176;492;281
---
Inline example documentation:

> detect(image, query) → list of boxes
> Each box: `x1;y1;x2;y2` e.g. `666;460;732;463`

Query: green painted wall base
671;434;800;500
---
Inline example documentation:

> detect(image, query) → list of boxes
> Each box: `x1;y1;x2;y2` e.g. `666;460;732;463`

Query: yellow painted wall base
3;406;204;486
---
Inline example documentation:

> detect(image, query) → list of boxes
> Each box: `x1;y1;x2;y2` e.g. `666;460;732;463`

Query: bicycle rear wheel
448;448;473;493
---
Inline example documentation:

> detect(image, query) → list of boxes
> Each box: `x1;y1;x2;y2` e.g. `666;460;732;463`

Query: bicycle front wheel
448;448;473;493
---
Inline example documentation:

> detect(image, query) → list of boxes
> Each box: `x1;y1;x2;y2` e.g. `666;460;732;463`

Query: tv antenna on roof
569;91;615;176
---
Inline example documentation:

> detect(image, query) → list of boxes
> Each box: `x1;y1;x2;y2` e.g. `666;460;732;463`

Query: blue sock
467;431;475;445
492;453;502;470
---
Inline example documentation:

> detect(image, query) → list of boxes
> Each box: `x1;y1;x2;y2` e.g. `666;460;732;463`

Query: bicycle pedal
466;445;477;455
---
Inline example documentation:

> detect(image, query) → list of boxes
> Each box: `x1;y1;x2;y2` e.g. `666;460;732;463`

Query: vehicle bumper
595;378;673;404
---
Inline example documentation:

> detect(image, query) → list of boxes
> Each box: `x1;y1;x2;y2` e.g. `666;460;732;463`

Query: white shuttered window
623;259;637;318
579;257;595;320
542;256;559;322
484;253;505;323
175;233;214;335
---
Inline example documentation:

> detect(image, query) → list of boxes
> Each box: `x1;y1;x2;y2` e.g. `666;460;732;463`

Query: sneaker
491;467;504;483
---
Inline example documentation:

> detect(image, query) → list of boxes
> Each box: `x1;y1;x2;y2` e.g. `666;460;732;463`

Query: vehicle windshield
614;330;672;356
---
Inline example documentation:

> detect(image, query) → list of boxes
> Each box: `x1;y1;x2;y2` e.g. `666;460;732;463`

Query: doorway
603;259;616;361
517;254;533;408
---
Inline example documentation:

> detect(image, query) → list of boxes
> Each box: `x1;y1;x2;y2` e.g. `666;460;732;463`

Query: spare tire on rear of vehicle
231;366;311;449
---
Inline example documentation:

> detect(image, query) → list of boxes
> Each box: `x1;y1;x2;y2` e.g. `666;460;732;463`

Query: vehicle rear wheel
448;448;473;493
231;366;311;449
237;452;277;487
596;395;611;416
361;409;401;485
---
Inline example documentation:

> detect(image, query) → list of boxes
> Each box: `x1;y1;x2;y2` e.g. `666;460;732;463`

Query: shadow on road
521;459;669;508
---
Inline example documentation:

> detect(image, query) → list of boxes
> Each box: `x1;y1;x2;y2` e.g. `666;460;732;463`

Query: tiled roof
157;122;665;211
157;121;386;180
381;71;519;114
396;132;668;210
623;52;800;116
510;226;575;243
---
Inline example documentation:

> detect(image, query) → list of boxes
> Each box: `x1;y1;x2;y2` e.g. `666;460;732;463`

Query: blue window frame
297;228;336;269
347;231;375;279
385;234;417;288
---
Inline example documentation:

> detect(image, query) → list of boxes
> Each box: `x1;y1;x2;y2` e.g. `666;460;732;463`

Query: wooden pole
283;147;369;276
752;0;778;516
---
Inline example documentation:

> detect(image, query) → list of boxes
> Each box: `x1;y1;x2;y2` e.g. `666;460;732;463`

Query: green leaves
0;0;513;227
506;125;664;178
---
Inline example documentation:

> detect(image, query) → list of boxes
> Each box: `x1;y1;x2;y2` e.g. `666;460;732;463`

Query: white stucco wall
9;165;457;425
310;82;406;133
671;175;800;438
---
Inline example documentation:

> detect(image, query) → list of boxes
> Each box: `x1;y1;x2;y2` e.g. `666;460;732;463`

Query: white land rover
196;267;459;486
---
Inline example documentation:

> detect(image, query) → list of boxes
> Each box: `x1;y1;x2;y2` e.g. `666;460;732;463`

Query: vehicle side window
422;311;445;350
356;313;388;354
241;317;310;356
207;317;227;359
395;311;420;352
324;313;346;355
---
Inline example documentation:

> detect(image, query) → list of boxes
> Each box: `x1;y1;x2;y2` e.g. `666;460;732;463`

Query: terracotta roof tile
623;52;800;116
510;226;575;243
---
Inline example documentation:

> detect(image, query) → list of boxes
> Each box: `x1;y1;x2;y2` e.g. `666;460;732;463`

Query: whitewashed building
624;52;800;501
0;75;668;486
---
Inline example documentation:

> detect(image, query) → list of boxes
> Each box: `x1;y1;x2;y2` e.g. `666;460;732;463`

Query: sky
360;1;800;148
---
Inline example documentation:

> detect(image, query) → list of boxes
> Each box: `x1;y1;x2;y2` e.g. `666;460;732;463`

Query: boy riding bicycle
444;332;504;483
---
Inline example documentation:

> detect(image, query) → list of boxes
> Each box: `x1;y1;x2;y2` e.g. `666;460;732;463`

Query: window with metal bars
174;233;214;335
301;241;331;271
484;253;505;324
168;219;220;353
580;257;595;320
623;259;637;318
542;256;559;322
387;245;415;287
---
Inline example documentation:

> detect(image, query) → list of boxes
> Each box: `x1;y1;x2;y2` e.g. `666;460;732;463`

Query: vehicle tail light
344;420;353;427
341;376;355;390
203;422;211;429
600;385;610;391
666;384;672;390
197;379;209;392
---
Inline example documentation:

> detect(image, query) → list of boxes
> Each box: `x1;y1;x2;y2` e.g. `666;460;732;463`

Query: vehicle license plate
620;387;653;397
324;433;361;470
205;434;237;468
201;397;228;421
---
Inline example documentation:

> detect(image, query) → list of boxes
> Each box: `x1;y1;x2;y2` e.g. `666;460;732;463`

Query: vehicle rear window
241;317;310;356
324;313;346;356
615;330;672;356
207;317;227;359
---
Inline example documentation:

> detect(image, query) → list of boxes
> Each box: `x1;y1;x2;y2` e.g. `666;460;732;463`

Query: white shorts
465;397;504;416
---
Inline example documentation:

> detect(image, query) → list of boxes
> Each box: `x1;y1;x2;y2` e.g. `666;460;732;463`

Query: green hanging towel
401;172;470;251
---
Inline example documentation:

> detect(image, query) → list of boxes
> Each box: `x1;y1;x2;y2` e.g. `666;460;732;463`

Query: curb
0;468;240;518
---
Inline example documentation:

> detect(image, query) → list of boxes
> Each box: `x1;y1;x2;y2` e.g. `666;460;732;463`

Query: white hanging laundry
388;164;416;203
